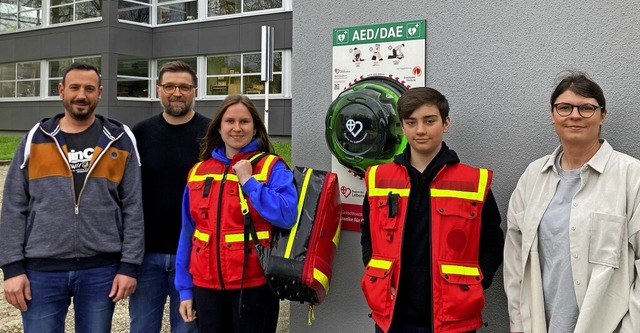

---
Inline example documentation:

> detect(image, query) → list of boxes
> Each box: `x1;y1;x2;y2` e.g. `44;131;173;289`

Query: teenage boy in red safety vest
360;87;504;333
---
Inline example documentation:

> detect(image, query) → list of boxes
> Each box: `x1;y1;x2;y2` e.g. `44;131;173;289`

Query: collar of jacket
541;139;612;175
39;113;126;138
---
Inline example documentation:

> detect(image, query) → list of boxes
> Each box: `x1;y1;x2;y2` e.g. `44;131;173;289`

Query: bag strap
238;152;271;317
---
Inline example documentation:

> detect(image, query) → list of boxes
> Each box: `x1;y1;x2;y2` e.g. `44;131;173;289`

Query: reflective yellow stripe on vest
368;258;392;270
194;229;210;242
430;168;489;201
187;154;277;183
225;231;270;243
367;165;410;197
441;264;480;276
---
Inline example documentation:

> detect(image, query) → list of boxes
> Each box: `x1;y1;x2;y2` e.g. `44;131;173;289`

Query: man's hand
109;274;136;302
232;160;253;185
179;299;197;322
4;274;31;311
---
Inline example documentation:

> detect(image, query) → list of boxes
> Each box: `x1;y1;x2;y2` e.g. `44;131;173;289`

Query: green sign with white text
333;20;426;46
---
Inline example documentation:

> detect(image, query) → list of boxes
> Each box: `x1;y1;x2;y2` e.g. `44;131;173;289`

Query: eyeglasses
159;84;195;94
553;103;603;118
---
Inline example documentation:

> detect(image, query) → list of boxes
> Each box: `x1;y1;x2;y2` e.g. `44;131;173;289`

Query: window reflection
157;0;197;24
0;0;42;32
118;0;151;24
117;56;149;97
50;0;101;25
206;51;283;97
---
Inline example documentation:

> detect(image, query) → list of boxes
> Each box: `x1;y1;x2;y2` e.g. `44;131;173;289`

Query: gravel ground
0;163;290;332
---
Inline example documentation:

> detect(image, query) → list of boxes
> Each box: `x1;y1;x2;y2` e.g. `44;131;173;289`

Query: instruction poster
331;20;426;231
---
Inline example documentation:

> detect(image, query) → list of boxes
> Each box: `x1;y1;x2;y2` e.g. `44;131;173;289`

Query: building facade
0;0;292;135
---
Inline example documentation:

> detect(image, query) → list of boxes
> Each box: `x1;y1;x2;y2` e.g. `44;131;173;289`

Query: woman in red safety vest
361;87;505;333
175;94;298;333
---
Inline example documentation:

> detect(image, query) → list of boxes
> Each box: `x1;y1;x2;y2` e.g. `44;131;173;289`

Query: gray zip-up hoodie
0;113;144;279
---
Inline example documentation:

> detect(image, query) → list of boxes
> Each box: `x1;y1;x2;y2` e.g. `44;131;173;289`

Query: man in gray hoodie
0;62;144;333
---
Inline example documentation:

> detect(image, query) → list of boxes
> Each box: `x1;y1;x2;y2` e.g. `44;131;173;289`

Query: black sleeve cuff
117;262;139;278
1;261;26;280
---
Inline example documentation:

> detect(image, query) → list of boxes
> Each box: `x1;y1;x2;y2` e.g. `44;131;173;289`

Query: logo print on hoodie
68;148;94;174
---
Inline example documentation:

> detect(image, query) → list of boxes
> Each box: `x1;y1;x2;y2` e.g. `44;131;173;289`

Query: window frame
0;0;43;33
116;56;152;100
204;50;289;99
0;60;42;100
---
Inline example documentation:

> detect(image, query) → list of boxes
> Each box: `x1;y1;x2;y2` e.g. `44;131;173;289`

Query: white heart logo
338;32;346;42
408;27;417;36
346;119;363;138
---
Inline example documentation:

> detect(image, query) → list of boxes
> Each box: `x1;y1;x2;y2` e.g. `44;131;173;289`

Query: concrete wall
291;1;640;332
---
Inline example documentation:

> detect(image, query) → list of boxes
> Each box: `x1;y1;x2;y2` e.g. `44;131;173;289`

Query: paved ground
0;163;290;332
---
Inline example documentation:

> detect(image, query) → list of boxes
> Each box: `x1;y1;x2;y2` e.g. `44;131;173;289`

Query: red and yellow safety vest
362;162;492;333
186;152;281;290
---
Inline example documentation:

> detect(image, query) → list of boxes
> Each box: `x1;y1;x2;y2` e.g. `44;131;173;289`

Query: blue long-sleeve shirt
175;140;297;301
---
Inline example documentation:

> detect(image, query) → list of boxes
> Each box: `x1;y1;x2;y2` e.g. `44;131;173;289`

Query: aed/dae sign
330;19;426;232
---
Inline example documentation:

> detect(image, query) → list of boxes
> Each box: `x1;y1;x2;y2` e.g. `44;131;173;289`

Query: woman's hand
179;299;197;322
233;160;253;185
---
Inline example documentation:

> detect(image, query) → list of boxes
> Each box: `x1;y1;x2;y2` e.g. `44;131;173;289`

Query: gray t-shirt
538;152;581;332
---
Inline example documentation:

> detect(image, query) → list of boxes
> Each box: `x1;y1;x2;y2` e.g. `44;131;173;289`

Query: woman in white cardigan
504;72;640;333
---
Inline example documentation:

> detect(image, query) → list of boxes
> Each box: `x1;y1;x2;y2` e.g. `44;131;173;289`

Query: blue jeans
129;253;197;333
22;264;118;333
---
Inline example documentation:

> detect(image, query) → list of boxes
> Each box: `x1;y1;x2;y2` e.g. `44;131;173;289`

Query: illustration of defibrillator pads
325;76;408;176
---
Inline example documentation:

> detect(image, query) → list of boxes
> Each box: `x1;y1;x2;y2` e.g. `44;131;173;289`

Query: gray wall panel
292;1;640;332
197;24;242;54
38;32;72;59
68;28;110;56
109;28;154;57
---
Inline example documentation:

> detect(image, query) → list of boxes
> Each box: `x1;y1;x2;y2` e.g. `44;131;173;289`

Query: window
207;0;281;17
118;0;150;24
48;56;101;96
50;0;101;25
157;0;196;24
117;56;150;98
242;0;281;13
0;0;42;32
0;61;40;98
206;51;282;96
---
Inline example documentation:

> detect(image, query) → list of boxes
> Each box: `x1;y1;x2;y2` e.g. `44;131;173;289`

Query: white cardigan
504;140;640;333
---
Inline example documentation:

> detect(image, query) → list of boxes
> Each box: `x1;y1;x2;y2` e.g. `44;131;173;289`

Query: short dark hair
550;71;606;111
158;60;197;86
199;94;273;161
62;62;101;87
397;87;449;120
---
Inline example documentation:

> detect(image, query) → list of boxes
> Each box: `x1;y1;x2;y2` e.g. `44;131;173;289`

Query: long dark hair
200;94;274;161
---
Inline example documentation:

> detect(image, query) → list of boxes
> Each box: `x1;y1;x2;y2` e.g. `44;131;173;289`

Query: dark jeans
193;283;279;333
22;264;118;333
129;253;197;333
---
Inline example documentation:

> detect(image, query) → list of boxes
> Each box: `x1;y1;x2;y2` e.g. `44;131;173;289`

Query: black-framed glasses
158;84;195;94
553;103;603;118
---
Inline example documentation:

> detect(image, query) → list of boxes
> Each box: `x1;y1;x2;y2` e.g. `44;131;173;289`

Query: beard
162;97;193;117
63;98;97;121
